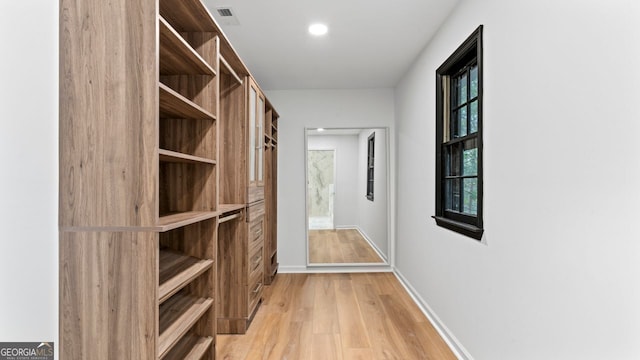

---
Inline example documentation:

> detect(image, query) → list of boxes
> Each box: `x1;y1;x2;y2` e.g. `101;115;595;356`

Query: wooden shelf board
219;55;243;85
219;212;242;224
159;250;214;304
159;83;216;121
159;149;216;165
157;211;219;232
159;17;216;76
218;203;245;214
159;293;213;359
159;0;249;77
163;334;213;360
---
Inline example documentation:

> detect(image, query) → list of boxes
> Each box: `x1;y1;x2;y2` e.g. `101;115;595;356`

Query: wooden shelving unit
263;101;279;285
59;0;278;357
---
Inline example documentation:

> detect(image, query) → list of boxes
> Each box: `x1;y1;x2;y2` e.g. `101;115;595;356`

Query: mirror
306;128;389;265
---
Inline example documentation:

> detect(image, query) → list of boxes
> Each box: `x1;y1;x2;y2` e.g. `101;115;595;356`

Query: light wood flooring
309;229;384;264
217;273;457;360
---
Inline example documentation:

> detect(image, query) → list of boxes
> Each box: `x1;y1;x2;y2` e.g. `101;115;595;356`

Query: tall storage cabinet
59;0;276;357
216;74;270;334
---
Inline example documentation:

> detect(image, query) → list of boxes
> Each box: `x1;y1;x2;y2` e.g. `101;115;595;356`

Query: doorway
307;149;335;230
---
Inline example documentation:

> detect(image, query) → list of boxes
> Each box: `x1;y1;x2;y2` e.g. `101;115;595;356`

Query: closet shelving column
157;0;220;357
263;101;279;285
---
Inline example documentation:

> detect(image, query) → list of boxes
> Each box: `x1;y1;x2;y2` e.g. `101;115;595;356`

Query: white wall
356;129;388;260
0;0;59;354
267;89;395;269
307;134;359;227
394;0;640;359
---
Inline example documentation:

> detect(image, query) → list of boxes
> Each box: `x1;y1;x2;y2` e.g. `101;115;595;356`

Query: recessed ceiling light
308;23;328;36
317;128;325;132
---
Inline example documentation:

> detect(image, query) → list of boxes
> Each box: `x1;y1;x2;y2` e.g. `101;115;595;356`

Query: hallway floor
217;273;456;360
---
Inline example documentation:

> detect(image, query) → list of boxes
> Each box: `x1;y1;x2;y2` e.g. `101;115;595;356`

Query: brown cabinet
217;72;274;334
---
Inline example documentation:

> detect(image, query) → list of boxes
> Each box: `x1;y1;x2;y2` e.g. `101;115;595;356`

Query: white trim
393;269;473;360
354;226;387;262
280;265;393;273
278;265;309;273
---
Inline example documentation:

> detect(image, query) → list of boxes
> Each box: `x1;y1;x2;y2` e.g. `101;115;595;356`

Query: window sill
432;216;484;240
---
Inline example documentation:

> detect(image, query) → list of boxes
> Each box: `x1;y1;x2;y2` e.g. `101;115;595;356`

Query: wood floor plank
309;229;384;264
217;273;456;360
334;277;371;349
313;274;341;334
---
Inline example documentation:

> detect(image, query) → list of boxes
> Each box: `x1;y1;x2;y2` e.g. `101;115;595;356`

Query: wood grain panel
218;72;247;204
216;216;248;333
59;0;158;227
59;231;157;360
159;162;216;214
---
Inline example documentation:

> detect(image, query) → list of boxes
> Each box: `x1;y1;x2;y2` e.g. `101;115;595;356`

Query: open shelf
157;211;219;232
218;203;245;214
159;83;216;121
219;55;243;85
159;17;216;76
159;149;216;165
159;250;214;304
159;293;213;359
163;334;213;360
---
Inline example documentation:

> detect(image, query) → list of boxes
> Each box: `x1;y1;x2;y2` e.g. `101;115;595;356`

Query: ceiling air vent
217;7;233;17
215;6;240;25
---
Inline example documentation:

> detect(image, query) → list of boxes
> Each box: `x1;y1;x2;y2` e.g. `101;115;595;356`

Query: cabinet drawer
248;277;263;313
249;218;264;250
246;201;265;222
249;245;263;283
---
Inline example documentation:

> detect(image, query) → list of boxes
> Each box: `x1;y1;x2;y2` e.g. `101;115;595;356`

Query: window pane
458;106;467;137
463;139;477;176
470;66;478;98
463;177;478;215
457;74;467;105
470;100;478;134
446;144;460;176
445;179;461;211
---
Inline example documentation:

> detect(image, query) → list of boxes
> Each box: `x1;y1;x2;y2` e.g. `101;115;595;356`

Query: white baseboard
353;226;388;262
334;225;388;262
278;265;308;273
393;269;473;360
279;265;393;273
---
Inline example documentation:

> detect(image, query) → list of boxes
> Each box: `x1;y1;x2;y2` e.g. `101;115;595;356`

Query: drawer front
248;244;264;312
249;217;264;250
246;201;265;222
249;245;263;283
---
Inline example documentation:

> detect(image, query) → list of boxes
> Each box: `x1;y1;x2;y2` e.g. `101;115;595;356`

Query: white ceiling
203;0;460;90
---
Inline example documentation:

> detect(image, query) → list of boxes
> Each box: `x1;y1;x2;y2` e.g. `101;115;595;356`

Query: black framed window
366;132;375;201
434;25;484;240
